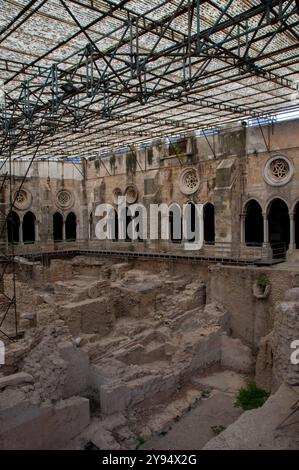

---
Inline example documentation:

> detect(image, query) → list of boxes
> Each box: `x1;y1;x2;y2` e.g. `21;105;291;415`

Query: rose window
179;167;200;195
56;190;73;209
184;171;199;190
14;189;32;210
263;156;293;187
125;185;138;204
15;190;27;205
270;159;289;180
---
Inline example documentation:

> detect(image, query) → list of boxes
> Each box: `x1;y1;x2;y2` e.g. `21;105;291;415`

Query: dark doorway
245;200;263;246
268;198;290;256
65;212;77;240
7;211;20;243
23;211;35;243
204;203;215;244
53;212;63;241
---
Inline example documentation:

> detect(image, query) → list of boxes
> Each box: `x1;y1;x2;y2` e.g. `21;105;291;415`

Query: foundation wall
208;265;298;347
0;396;89;450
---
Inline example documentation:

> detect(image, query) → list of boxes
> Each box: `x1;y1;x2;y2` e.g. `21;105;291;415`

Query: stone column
19;219;23;244
62;220;66;241
289;212;295;253
262;212;269;245
35;220;39;242
262;212;270;258
240;213;245;244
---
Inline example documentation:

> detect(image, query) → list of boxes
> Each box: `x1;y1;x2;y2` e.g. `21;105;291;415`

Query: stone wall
207;264;297;347
2;119;299;254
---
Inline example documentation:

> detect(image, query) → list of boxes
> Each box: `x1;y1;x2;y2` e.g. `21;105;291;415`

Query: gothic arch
65;212;77;240
23;211;36;243
203;202;215;244
7;211;20;243
53;212;63;241
244;199;263;246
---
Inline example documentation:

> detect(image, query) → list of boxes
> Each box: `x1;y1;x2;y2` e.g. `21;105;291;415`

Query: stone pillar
19;219;23;244
62;220;66;241
289;212;295;253
261;212;271;258
262;212;269;245
35;220;39;242
240;213;245;244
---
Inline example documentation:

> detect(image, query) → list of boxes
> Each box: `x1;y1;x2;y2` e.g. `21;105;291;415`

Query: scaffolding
0;0;299;337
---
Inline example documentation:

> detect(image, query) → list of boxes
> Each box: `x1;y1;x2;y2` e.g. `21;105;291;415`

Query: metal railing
0;238;287;266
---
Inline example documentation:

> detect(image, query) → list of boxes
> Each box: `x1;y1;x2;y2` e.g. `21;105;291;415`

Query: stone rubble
0;257;297;449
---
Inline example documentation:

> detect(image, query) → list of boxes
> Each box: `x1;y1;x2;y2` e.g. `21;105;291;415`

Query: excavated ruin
0;256;298;450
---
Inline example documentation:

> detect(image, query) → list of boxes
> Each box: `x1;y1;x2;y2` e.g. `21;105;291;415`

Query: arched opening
7;211;20;243
53;212;63;241
169;204;182;243
245;200;263;246
295;202;299;249
23;211;35;243
268;198;289;256
204;203;215;244
65;212;77;241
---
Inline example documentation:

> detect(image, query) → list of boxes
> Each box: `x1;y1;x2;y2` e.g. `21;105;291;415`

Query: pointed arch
244;199;263;246
65;212;77;241
267;198;290;252
23;211;36;243
7;211;20;243
203;202;215;244
53;212;63;241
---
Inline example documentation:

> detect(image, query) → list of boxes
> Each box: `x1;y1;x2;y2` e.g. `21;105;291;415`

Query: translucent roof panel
0;0;298;158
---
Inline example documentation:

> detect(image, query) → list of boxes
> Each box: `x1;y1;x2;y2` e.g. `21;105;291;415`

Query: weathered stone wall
2;161;86;243
207;264;297;347
2;119;299;252
255;297;299;392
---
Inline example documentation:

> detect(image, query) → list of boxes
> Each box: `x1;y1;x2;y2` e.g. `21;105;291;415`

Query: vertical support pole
196;0;200;51
8;144;18;337
136;16;139;76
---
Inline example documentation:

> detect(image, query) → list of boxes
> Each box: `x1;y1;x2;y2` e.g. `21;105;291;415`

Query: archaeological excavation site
0;0;299;455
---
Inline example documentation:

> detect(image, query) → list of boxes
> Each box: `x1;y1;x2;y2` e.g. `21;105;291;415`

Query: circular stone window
263;155;294;187
56;190;73;209
125;185;138;204
112;187;123;204
179;167;200;195
14;189;32;210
